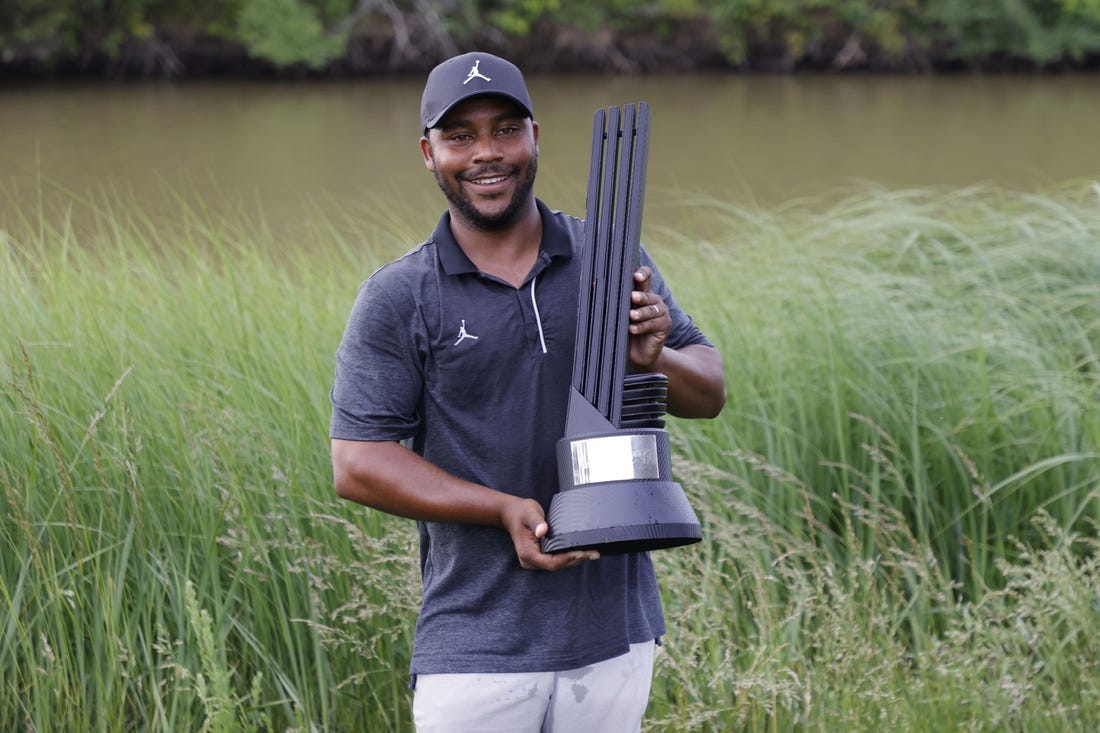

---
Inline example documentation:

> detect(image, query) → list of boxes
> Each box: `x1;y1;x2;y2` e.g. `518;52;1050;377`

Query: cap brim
424;92;533;129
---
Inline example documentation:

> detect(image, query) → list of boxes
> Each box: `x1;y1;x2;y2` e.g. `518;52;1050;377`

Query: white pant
412;640;656;733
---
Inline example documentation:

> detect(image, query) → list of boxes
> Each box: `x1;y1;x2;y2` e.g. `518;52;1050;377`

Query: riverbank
4;3;1100;80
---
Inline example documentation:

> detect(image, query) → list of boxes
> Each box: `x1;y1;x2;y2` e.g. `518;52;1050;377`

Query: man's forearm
332;438;516;526
331;438;601;571
656;343;727;419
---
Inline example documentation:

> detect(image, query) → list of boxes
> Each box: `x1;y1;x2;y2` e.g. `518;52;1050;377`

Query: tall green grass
2;184;1098;731
663;184;1099;590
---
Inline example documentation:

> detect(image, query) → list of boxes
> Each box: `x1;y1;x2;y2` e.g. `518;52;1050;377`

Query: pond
2;73;1099;245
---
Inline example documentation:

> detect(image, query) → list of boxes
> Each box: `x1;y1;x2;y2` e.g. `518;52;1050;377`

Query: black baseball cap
420;52;534;130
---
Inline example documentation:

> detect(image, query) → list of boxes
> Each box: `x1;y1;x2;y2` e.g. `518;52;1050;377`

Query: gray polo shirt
331;199;711;676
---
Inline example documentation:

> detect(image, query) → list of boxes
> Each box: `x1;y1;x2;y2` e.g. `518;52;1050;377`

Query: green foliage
485;0;561;36
236;0;348;69
0;0;81;62
1063;0;1100;18
922;0;1100;64
705;0;922;65
2;0;1100;72
151;0;242;37
545;0;708;34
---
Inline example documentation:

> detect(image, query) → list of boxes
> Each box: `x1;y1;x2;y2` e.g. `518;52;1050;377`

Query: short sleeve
330;272;425;442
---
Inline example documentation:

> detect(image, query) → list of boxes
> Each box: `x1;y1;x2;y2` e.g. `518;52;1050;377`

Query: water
2;74;1099;244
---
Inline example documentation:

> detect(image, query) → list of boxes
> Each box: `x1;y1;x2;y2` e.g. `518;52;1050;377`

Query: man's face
420;96;539;231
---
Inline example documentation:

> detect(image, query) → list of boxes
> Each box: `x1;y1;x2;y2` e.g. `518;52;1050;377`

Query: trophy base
540;478;701;554
541;385;702;555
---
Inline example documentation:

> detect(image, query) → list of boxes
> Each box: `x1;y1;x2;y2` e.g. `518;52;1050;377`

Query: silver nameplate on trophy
571;434;660;485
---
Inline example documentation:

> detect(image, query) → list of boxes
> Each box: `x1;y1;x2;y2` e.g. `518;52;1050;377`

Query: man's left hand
628;266;670;371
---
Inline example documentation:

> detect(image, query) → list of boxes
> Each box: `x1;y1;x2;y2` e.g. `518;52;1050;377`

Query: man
330;51;725;732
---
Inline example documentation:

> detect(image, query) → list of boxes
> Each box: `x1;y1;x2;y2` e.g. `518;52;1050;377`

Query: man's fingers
518;543;600;572
521;550;600;572
630;301;665;321
504;497;601;571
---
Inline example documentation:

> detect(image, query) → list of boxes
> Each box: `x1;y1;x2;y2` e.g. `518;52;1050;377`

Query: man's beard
435;157;538;232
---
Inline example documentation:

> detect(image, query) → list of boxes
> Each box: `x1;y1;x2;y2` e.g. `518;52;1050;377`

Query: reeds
2;183;1098;730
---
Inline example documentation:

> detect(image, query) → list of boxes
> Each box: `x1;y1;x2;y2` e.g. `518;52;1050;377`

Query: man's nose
471;135;503;162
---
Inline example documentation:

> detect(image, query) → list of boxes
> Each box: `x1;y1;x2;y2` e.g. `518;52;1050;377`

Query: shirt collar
433;199;573;276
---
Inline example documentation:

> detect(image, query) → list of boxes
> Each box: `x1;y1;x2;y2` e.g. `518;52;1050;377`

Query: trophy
540;103;702;554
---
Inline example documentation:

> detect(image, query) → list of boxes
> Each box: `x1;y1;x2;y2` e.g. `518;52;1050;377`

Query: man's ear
420;135;435;172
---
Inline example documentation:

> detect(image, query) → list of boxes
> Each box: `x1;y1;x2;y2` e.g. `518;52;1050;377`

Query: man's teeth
473;176;507;185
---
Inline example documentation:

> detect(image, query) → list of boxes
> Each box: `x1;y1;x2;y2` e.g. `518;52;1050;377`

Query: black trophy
540;103;702;554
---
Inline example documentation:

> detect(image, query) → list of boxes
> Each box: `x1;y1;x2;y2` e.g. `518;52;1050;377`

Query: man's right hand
500;497;601;571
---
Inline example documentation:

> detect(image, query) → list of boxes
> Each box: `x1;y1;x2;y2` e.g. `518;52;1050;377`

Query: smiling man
329;52;726;732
